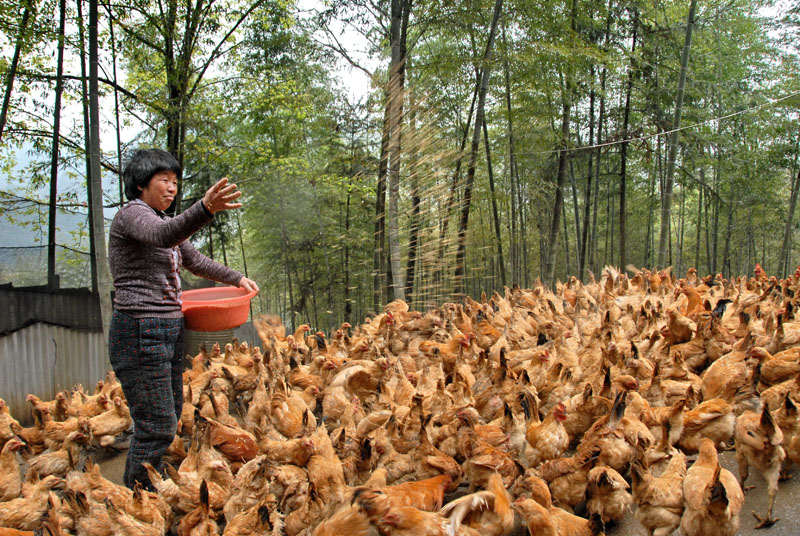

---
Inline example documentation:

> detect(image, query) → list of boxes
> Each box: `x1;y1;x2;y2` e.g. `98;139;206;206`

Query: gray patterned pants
108;310;184;490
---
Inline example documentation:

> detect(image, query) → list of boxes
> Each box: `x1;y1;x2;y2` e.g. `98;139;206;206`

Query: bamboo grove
1;0;799;332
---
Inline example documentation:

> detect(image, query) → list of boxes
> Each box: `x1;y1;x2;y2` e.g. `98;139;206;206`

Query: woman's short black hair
122;148;182;201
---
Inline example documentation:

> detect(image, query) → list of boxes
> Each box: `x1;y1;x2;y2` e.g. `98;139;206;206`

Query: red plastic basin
181;286;256;332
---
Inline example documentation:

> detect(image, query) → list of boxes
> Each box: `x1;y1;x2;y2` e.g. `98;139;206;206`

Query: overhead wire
513;89;800;157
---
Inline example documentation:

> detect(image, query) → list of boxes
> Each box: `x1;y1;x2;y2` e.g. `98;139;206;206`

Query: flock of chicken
2;264;800;536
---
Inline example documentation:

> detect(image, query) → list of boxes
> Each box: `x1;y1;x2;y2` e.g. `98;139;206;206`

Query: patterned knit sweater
108;199;243;318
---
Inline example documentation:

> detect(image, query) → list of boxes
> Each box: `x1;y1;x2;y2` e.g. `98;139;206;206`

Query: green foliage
3;0;800;324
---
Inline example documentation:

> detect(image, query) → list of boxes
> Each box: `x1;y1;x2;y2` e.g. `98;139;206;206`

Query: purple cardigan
108;199;243;318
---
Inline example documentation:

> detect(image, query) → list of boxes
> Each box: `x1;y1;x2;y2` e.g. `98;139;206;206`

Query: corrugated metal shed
0;323;107;425
1;285;102;334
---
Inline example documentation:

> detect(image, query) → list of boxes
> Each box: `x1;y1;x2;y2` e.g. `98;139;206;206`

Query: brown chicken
105;497;164;536
537;445;599;511
0;399;23;448
630;449;686;536
0;475;62;531
523;399;568;468
439;472;514;536
0;437;25;502
310;495;372;536
177;480;219;536
222;493;280;536
195;413;258;464
585;464;633;525
360;474;452;512
88;396;132;448
512;495;604;536
25;429;88;481
680;438;744;536
459;422;520;491
734;405;785;528
660;307;696;345
306;425;347;505
772;393;800;478
678;397;735;453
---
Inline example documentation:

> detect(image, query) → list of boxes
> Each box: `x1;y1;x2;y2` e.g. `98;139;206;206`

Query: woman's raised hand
202;177;243;214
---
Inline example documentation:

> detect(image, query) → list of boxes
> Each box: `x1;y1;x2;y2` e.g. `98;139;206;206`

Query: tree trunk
543;67;573;286
386;0;411;302
502;20;520;284
373;103;390;312
89;0;113;342
678;177;686;275
619;10;637;270
105;2;124;205
694;181;702;270
47;0;67;290
580;66;595;280
0;0;33;142
483;119;506;286
657;0;696;268
569;160;580;272
589;0;612;277
454;0;503;296
344;187;352;323
405;90;421;303
76;0;97;291
778;129;800;278
562;199;570;278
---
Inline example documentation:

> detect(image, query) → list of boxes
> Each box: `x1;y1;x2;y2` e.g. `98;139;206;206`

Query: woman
108;148;258;489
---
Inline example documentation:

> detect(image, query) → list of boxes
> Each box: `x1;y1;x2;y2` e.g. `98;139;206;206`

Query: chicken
585;464;632;525
306;425;347;505
195;413;258;464
143;461;229;515
772;393;800;478
680;438;744;536
177;480;219;536
39;409;89;451
16;409;46;455
0;437;25;502
510;496;556;536
222;493;280;536
0;475;62;531
523;399;568;468
368;503;456;536
700;348;754;402
734;405;785;528
0;398;23;447
749;346;800;390
630;449;686;536
25;429;89;481
255;434;314;467
536;445;599;511
678;397;735;453
459;422;520;491
439;472;514;536
660;307;696;345
88;396;132;447
512;495;604;536
582;391;651;472
105;497;164;536
310;495;372;536
61;489;112;536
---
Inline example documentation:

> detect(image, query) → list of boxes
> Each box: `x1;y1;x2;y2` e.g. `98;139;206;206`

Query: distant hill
0;210;91;249
0;210;93;287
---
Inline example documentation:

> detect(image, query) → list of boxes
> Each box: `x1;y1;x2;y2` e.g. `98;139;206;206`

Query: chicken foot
753;468;780;529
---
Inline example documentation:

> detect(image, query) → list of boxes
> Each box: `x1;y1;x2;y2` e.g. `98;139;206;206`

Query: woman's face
139;171;178;211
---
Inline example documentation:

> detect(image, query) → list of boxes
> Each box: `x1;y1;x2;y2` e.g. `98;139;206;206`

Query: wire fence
0;245;92;288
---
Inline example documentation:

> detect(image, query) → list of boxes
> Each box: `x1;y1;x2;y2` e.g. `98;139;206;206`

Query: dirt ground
94;443;800;536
